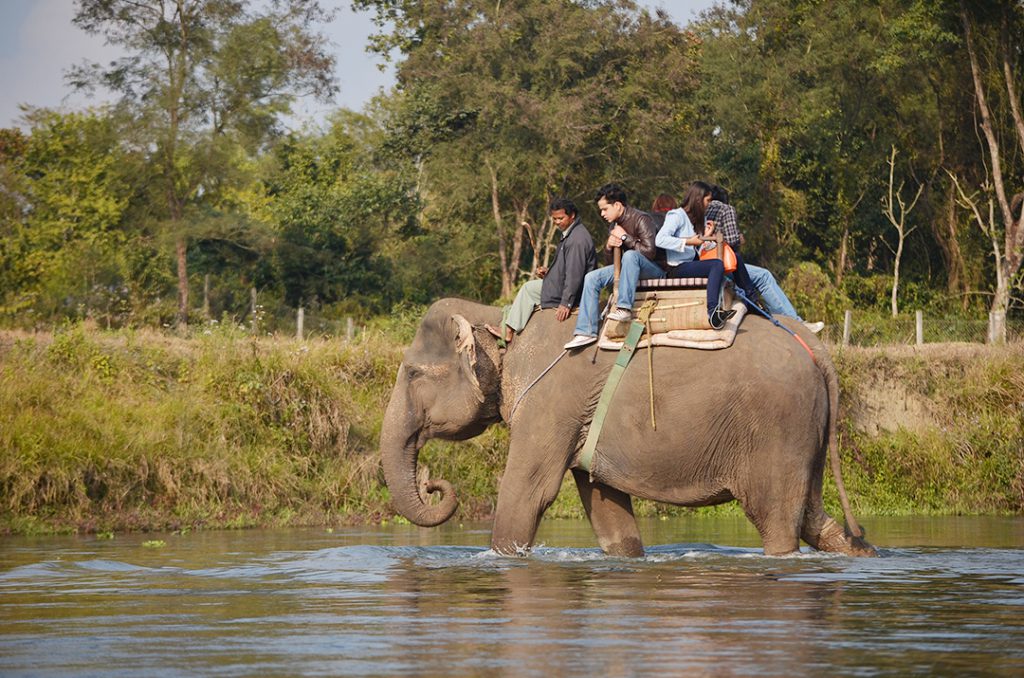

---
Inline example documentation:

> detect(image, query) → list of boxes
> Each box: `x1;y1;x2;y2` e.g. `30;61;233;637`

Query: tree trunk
487;161;513;298
931;187;968;308
538;212;557;270
835;224;848;287
891;236;903;318
962;5;1023;329
990;282;1010;345
509;200;528;289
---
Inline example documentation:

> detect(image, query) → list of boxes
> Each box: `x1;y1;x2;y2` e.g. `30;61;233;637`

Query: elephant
380;297;876;558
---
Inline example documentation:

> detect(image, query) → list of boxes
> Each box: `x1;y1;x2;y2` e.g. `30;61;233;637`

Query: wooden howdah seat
604;276;734;340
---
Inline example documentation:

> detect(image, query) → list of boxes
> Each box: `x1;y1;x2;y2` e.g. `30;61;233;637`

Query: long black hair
680;181;713;227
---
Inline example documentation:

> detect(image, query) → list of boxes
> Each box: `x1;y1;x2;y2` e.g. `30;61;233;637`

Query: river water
2;516;1022;676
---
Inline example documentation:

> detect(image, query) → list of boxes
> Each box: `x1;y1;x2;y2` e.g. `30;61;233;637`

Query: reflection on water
1;516;1022;676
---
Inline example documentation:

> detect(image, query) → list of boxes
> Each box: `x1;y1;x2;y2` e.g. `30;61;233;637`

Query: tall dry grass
1;323;1021;535
0;323;405;533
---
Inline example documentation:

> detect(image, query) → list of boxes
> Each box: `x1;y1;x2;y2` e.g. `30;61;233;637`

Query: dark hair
595;183;629;207
710;184;730;205
680;181;713;226
549;197;578;217
651;193;678;213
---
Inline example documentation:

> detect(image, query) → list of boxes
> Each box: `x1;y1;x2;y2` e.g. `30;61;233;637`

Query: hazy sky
0;0;717;131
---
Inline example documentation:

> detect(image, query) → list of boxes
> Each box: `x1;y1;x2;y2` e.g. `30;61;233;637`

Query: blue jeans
573;250;665;337
666;258;726;314
746;264;802;320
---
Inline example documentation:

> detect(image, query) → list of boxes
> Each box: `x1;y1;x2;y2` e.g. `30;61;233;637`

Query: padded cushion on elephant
597;300;747;351
636;277;711;291
603;285;735;339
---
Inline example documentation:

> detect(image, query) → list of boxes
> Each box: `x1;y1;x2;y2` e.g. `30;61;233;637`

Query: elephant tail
820;350;864;539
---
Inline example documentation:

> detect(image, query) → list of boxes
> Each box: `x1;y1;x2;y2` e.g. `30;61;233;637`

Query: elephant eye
404;365;422;380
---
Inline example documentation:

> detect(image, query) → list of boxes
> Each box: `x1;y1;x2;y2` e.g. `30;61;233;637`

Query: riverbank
1;324;1021;535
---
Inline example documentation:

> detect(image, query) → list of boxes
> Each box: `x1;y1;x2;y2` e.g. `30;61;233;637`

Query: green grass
830;344;1024;516
1;323;1021;535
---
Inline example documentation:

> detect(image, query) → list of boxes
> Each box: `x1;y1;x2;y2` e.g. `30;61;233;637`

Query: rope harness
508;349;568;420
732;288;817;365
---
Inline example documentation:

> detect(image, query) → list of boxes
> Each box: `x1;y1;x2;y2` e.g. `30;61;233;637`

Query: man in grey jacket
486;198;597;346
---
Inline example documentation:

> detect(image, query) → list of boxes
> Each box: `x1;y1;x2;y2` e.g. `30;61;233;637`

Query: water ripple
1;519;1022;677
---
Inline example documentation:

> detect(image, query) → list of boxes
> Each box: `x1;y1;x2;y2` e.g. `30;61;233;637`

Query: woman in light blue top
654;182;734;329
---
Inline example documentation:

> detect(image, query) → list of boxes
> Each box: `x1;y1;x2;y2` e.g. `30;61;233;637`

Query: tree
358;0;702;299
881;146;924;317
2;109;135;323
694;1;912;275
951;1;1024;341
251;112;419;314
70;0;336;328
0;127;31;316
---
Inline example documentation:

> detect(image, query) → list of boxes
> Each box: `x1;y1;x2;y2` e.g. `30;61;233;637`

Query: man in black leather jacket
564;183;666;349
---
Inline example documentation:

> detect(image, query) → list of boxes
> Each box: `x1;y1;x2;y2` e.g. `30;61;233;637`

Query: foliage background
1;0;1022;329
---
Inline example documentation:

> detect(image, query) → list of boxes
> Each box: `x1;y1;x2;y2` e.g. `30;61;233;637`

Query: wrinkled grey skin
381;298;875;557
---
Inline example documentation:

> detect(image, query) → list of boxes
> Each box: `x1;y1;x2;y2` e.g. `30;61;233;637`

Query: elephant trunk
380;369;458;527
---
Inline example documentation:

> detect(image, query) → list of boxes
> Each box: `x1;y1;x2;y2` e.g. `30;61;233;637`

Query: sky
0;0;716;131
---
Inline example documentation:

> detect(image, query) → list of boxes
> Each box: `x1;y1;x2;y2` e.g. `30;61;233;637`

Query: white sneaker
564;335;597;350
607;307;633;322
803;321;825;334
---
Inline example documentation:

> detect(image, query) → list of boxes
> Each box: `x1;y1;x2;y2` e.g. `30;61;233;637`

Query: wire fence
818;311;1024;347
219;281;1024;347
250;303;1023;348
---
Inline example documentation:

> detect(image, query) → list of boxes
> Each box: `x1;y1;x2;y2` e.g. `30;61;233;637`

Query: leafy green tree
1;109;133;323
695;1;905;274
0;127;31;315
358;0;703;299
250;112;419;315
70;0;337;328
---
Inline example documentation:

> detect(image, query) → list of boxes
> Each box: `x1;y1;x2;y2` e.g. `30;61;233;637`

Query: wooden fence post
202;274;211;320
346;316;354;341
916;310;923;346
989;310;1006;345
296;306;304;341
842;310;852;346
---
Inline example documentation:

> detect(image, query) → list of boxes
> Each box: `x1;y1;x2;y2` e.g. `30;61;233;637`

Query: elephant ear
451;314;485;403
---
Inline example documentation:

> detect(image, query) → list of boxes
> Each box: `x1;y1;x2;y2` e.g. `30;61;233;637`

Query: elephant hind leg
747;506;802;557
802;504;878;557
800;461;877;557
572;470;644;557
736;482;805;557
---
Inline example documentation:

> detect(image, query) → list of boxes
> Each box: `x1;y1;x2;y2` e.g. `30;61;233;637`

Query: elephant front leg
490;447;570;556
572;470;644;557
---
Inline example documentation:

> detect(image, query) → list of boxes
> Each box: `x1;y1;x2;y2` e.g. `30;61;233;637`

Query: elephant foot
807;517;878;557
571;470;645;558
490;536;532;557
601;536;644;558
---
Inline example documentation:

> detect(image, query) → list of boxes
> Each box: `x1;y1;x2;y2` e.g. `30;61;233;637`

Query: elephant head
380;301;501;527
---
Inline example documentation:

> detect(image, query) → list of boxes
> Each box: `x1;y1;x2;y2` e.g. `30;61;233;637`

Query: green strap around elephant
578;319;646;474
